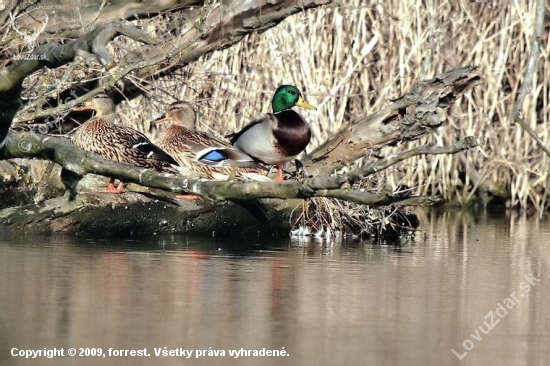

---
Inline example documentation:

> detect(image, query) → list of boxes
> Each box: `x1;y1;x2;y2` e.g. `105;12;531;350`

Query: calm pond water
0;210;549;366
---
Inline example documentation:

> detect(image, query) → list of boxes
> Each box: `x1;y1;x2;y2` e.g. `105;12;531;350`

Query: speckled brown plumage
72;118;179;174
157;125;223;179
155;102;266;180
70;94;179;193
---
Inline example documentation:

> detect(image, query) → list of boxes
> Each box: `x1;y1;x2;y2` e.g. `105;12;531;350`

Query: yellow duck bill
296;96;316;110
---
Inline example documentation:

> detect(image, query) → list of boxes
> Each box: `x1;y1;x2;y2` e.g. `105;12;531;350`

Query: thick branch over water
1;131;478;204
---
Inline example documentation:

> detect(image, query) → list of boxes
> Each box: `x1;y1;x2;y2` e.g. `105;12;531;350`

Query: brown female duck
153;101;265;180
72;94;178;193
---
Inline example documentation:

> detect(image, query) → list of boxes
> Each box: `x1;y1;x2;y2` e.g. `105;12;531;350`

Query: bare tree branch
9;0;334;126
302;66;480;175
96;0;334;101
0;22;159;145
0;130;478;204
2;0;204;40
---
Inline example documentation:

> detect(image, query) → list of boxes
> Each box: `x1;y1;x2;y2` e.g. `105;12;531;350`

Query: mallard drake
153;101;265;180
71;93;179;193
226;85;316;182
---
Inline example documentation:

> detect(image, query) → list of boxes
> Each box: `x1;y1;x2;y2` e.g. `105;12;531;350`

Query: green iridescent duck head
271;85;316;113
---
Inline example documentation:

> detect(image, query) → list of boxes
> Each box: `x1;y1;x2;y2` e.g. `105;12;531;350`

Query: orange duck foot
102;179;125;194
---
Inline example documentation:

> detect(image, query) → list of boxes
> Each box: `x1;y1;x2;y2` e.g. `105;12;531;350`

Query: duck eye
288;90;296;95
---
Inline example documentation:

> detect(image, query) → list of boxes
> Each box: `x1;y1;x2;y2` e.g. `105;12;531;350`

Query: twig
512;0;549;157
348;136;481;181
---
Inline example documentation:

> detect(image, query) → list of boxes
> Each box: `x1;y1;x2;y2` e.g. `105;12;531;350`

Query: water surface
0;210;549;366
